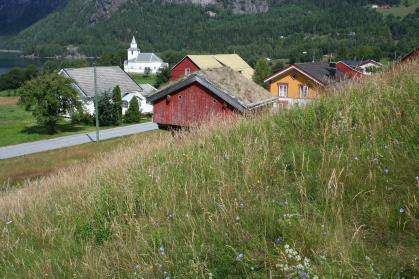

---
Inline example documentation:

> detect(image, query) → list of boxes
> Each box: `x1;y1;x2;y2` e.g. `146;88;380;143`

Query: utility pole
93;63;100;143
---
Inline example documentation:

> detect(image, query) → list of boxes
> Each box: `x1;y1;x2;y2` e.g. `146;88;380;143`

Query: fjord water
0;52;46;75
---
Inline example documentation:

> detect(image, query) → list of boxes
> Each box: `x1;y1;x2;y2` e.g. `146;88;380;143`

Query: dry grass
0;61;417;277
0;96;19;105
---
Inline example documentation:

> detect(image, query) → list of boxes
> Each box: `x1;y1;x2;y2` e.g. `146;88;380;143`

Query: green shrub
124;97;141;123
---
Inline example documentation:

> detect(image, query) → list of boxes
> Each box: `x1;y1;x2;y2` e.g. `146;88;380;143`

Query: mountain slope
0;0;66;35
0;62;418;277
2;0;418;62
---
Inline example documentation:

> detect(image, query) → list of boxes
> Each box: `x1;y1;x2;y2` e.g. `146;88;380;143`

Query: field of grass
129;73;157;85
376;2;419;17
0;130;164;190
0;98;151;147
0;101;97;147
0;62;417;277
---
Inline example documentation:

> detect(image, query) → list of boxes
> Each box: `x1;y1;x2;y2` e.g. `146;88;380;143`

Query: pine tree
252;57;272;88
98;91;118;126
112;85;122;124
124;97;141;124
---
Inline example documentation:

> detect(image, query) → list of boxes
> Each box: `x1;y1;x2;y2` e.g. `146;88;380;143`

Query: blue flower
275;237;283;245
236;253;244;261
159;245;165;255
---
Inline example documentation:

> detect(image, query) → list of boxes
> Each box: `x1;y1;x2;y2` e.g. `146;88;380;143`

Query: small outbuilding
147;67;277;128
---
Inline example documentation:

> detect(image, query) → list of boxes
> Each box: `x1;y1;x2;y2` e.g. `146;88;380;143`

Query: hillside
0;62;418;277
1;0;418;63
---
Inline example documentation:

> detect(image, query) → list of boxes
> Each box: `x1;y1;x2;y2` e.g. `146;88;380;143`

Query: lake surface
0;52;48;76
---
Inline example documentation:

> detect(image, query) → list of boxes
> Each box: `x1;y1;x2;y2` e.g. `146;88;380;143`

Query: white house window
123;101;129;108
278;83;288;97
185;68;191;76
299;85;309;98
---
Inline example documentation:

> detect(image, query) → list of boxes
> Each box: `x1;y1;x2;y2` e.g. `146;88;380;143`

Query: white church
123;37;168;74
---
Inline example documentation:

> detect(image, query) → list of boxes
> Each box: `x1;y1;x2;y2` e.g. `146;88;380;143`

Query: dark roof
343;59;381;67
294;62;347;85
401;47;419;62
60;66;142;97
148;67;277;113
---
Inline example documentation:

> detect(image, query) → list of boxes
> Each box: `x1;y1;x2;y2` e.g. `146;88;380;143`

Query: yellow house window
299;85;309;98
278;83;288;97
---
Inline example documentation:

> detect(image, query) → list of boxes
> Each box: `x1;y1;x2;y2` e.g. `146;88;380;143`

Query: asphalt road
0;122;158;160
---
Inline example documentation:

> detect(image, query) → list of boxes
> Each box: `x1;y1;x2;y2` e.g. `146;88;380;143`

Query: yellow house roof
186;54;254;80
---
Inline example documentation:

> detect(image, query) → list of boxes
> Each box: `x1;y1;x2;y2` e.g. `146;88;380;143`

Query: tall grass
0;62;418;277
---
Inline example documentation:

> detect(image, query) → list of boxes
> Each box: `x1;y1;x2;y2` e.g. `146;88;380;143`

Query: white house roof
139;83;157;97
60;66;142;97
128;53;167;64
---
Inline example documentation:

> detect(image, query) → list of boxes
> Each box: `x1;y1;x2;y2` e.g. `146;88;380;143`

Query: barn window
178;95;182;100
212;99;216;103
185;68;191;76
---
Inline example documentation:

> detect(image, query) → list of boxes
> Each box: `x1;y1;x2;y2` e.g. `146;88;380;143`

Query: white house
123;37;168;74
59;66;153;115
122;93;153;115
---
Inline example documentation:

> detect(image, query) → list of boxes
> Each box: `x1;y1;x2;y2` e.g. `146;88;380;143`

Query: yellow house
264;62;346;105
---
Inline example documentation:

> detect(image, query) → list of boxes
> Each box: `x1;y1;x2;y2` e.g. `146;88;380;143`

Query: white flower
296;264;304;270
295;255;301;261
284;244;290;249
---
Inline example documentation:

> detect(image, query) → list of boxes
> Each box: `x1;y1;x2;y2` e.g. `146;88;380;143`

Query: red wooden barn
401;47;419;63
336;61;364;79
170;54;254;81
147;67;277;128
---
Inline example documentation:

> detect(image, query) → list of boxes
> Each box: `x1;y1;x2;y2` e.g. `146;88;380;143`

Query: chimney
328;62;336;79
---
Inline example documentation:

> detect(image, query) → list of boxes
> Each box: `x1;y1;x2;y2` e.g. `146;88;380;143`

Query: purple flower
302;271;308;279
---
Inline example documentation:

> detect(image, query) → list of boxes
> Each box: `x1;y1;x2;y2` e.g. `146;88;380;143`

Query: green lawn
129;73;157;85
0;98;151;147
376;2;419;17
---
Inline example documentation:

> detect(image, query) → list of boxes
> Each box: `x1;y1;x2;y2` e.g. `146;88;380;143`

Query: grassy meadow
0;62;418;277
0;130;163;190
376;1;419;17
129;73;157;85
0;96;152;147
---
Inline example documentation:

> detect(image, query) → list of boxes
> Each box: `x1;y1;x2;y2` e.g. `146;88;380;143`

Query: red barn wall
336;62;363;79
170;57;200;81
152;82;236;127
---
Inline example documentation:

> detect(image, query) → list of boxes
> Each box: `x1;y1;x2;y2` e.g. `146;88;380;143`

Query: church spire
130;36;138;49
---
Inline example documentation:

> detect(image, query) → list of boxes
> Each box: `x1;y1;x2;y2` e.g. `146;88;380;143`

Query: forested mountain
1;0;417;64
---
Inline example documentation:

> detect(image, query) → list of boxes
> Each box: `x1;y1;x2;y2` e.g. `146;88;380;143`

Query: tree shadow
21;123;88;135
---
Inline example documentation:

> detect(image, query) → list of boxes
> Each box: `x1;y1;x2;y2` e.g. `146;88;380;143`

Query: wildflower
208;272;213;279
159;245;165;255
321;224;325;228
235;253;244;261
313;276;319;279
295;255;301;261
275;237;283;245
284;199;288;206
384;168;389;174
384;145;388;149
302;271;308;279
353;156;359;161
250;266;255;271
399;208;405;213
416;176;419;181
6;220;12;225
296;264;304;270
235;216;240;222
239;202;244;208
284;244;290;249
134;264;140;270
321;231;327;237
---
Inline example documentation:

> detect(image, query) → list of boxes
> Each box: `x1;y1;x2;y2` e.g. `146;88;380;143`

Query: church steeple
130;36;138;50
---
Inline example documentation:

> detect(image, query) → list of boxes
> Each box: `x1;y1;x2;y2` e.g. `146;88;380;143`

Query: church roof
128;52;167;64
60;66;143;97
131;36;137;45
